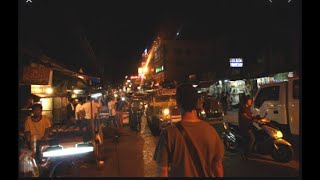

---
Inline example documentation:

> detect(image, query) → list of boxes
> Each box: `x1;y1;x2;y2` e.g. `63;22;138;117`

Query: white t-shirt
75;103;82;120
80;101;101;120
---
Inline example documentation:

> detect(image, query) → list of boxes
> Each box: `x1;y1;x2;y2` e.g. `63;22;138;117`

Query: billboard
229;58;243;68
21;64;52;85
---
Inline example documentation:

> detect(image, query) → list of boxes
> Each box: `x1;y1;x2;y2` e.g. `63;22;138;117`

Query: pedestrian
238;96;256;158
75;97;85;132
24;103;51;158
153;83;224;177
66;98;76;125
79;96;101;142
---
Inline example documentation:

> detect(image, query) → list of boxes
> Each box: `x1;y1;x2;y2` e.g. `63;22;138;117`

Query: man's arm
157;165;168;177
212;159;224;177
212;132;225;177
153;130;170;177
42;128;51;140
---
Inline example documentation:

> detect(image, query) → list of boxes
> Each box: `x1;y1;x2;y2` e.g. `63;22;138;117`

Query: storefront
208;72;293;106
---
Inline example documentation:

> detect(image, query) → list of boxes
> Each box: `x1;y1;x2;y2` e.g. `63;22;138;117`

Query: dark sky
19;0;300;84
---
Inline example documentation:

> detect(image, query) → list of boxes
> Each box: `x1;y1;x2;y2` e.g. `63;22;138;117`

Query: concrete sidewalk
76;126;145;177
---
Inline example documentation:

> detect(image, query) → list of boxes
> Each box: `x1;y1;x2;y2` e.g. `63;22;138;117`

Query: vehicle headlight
276;131;283;139
163;108;170;116
201;110;206;115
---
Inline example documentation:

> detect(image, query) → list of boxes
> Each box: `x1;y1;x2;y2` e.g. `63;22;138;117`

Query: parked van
251;77;300;137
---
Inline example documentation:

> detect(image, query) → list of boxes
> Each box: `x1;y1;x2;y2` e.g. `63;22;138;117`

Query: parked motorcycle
222;114;294;163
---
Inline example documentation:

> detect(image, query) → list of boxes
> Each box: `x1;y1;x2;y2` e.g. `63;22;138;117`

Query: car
146;88;181;136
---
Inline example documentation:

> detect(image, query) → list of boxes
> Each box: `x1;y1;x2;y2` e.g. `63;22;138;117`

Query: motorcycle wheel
272;144;294;163
223;138;238;152
50;160;79;177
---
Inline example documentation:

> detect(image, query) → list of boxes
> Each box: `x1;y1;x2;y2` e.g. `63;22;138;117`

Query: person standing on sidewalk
153;83;224;177
79;96;101;142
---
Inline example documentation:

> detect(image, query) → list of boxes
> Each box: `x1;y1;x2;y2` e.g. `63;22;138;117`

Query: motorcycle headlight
163;108;170;116
276;131;283;139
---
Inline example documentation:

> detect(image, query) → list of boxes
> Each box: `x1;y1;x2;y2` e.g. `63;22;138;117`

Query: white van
252;77;300;137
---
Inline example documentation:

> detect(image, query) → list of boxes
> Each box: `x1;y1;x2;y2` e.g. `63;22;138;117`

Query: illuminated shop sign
229;58;243;68
156;66;164;73
156;88;176;96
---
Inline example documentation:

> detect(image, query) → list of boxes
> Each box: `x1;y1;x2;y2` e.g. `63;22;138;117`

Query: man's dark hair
78;97;85;103
176;83;199;112
32;103;43;110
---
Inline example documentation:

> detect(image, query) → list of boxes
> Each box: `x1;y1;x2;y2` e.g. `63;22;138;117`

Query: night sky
19;0;300;84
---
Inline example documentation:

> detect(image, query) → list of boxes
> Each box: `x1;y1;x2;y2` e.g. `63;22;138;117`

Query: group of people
22;94;127;159
20;85;260;177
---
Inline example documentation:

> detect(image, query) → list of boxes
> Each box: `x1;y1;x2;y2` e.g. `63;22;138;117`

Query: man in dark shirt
238;96;256;157
66;98;76;125
153;84;224;177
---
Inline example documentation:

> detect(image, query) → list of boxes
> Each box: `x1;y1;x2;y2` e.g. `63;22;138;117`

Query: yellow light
45;87;53;94
77;75;84;79
144;67;149;73
276;131;283;139
40;98;53;110
163;108;170;116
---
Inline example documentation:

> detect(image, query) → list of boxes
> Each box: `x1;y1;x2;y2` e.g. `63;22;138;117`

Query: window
293;79;299;99
254;86;280;108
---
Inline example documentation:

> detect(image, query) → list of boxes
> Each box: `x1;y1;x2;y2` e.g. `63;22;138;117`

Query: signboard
21;65;52;85
229;58;243;68
155;66;164;73
156;88;176;96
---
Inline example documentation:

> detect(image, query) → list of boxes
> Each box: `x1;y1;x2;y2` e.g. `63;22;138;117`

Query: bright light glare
91;93;102;98
121;97;125;101
43;147;94;157
73;89;81;94
193;85;198;88
163;108;170;116
45;87;53;94
276;131;283;139
201;110;206;115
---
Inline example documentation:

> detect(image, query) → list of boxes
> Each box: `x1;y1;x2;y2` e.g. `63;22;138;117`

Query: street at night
19;0;301;178
66;114;299;177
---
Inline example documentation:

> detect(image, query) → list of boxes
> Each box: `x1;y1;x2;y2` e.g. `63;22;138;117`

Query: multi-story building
150;40;215;85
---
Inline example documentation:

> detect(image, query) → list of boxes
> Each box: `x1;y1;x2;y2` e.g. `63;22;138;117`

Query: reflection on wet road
139;115;159;177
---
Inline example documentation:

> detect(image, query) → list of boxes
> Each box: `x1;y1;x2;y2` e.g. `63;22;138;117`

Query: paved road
49;113;299;177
